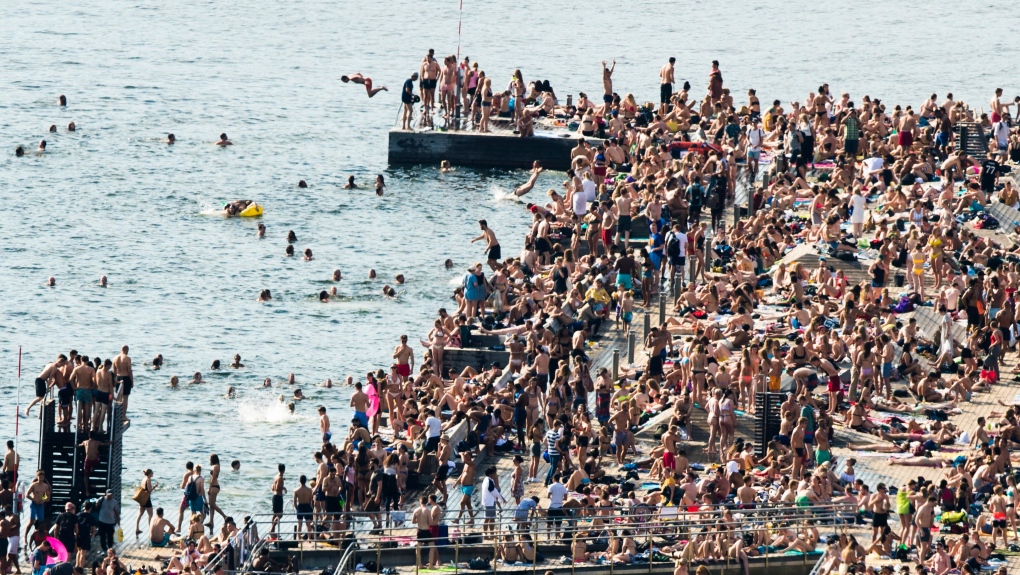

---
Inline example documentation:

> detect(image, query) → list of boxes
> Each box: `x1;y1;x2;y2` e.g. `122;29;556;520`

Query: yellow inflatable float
223;200;263;217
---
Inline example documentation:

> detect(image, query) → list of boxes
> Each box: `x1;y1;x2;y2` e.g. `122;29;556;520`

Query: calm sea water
1;0;1016;515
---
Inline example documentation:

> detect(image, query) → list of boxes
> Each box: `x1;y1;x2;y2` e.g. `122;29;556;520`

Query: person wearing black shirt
74;501;96;566
400;72;420;130
53;503;77;557
980;153;1000;194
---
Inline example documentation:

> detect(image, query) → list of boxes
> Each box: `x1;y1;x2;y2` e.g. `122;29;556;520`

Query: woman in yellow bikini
927;228;945;289
910;245;926;299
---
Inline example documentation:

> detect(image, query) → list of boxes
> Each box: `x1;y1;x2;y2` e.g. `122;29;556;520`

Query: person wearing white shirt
746;119;766;176
992;120;1010;160
423;410;442;453
480;466;505;537
848;188;868;238
546;474;568;538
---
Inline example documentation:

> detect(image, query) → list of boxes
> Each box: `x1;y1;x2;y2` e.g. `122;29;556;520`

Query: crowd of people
12;54;1020;575
389;55;1020;575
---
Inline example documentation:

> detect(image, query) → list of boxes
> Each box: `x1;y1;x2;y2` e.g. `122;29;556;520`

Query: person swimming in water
257;289;272;301
332;269;342;281
225;386;236;399
382;285;396;297
166;134;176;144
257;223;266;238
368;269;377;279
287;230;297;243
319;290;330;302
285;245;295;257
341;73;388;98
444;259;454;269
395;274;405;284
293;389;305;400
222;200;253;217
304;248;314;261
216;133;233;146
323;378;333;388
344;175;358;189
298;180;307;188
191;372;203;384
99;275;108;287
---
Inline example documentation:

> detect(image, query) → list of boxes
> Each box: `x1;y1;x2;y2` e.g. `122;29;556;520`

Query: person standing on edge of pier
419;49;440;125
401;72;419;130
599;60;615;115
113;345;133;424
472;219;500;271
270;464;286;536
659;57;675;116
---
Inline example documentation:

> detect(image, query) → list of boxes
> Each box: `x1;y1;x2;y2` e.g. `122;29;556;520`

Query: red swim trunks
897;130;913;148
663;451;676;470
600;229;613;247
84;458;100;476
827;375;841;392
396;364;411;378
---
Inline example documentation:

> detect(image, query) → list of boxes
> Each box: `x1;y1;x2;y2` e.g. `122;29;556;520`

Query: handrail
234;500;856;532
807;551;829;575
333;540;359;575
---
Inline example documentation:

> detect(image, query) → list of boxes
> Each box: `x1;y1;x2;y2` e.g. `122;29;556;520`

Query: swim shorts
487;244;501;261
616;273;633;290
396;364;411;378
747;149;761;160
617;215;632;233
75;389;92;403
84;458;100;476
423;435;440;454
660;83;672;104
460;485;474;496
663;451;676;470
296;503;313;521
354;411;369;428
603;94;613;104
35;378;47;398
118;376;133;396
272;494;284;514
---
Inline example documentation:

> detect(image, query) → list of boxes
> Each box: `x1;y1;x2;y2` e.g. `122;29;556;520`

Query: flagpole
456;0;463;62
16;347;22;454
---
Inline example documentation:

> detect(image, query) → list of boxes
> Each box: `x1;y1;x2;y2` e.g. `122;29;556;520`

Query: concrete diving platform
388;128;578;170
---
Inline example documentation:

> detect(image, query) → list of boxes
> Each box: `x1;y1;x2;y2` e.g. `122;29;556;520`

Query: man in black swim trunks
869;483;891;542
270;464;285;535
472;220;501;271
419;49;441;121
25;355;67;418
600;60;615;113
112;345;133;423
658;57;675;115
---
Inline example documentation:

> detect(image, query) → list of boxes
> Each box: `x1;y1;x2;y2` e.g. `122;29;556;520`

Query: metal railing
210;502;855;575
